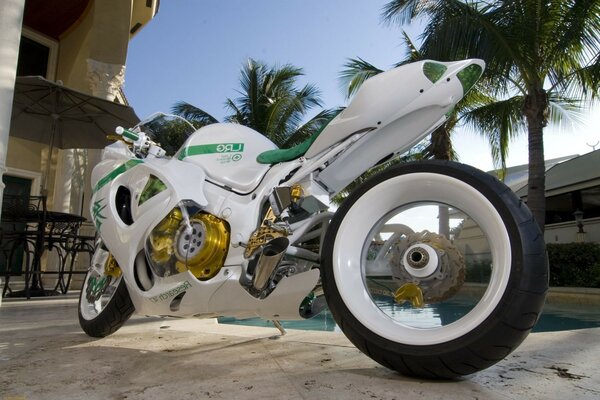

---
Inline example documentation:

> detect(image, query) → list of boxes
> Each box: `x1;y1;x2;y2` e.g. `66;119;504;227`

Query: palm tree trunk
431;125;452;237
431;126;452;160
524;88;548;233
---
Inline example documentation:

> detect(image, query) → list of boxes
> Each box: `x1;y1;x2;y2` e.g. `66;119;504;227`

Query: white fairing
177;123;277;193
89;146;319;319
308;59;484;193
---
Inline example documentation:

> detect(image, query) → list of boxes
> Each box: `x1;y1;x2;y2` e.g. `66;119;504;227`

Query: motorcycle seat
256;129;322;164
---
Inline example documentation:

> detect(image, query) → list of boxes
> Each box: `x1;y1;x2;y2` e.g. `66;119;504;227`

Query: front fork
85;243;122;303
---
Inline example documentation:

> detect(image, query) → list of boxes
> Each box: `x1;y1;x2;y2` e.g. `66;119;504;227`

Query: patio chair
1;195;47;297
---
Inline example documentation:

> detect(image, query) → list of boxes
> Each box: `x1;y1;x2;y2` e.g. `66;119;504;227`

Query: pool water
218;299;600;333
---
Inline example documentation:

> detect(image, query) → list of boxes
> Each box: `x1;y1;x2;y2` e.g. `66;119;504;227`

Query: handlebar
114;126;166;158
115;126;140;142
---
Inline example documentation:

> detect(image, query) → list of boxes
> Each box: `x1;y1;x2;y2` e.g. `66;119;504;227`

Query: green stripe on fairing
178;144;220;160
178;143;245;160
93;159;143;193
423;62;448;83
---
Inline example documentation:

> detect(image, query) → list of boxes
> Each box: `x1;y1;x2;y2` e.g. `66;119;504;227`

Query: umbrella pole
29;114;57;296
41;114;58;197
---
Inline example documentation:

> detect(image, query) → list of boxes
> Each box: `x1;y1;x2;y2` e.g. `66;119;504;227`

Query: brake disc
389;230;465;303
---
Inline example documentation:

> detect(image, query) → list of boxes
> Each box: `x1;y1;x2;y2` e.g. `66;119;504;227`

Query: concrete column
86;59;126;102
68;0;131;219
52;150;75;212
81;148;101;220
83;59;126;218
0;0;25;214
86;0;131;102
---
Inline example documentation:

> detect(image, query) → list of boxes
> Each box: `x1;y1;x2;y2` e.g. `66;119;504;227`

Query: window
581;185;600;219
16;28;58;80
16;36;49;77
545;192;573;224
546;184;600;223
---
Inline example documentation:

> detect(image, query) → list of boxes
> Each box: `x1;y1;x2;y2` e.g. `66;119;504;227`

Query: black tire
78;247;134;338
321;160;548;379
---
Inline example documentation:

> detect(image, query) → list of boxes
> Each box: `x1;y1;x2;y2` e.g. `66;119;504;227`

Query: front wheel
322;161;548;379
78;242;134;337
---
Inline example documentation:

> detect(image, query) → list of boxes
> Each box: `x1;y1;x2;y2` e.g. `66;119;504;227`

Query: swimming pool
218;298;600;333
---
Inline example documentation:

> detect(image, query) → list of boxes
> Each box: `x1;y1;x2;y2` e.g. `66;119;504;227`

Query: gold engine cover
148;208;230;280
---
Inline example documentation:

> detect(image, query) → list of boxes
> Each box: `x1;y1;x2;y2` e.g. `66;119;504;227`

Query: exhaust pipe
252;237;289;291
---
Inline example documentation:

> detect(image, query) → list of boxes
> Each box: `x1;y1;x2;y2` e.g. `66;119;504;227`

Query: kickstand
272;320;286;337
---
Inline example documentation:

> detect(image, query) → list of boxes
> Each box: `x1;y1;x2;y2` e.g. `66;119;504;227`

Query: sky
124;0;600;172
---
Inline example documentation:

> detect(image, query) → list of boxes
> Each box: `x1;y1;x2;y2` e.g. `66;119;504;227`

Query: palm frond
461;96;526;171
339;58;384;99
550;55;600;101
171;101;219;128
395;31;423;66
237;58;265;131
267;83;323;145
281;107;344;148
418;1;533;83
546;95;587;131
265;64;304;96
223;98;246;126
381;0;444;26
544;0;600;75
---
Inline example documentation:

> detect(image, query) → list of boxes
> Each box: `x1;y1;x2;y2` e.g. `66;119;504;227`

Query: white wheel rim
332;172;511;346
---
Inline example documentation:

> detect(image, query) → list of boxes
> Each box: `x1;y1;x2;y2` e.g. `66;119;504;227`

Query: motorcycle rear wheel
321;160;548;379
78;243;134;337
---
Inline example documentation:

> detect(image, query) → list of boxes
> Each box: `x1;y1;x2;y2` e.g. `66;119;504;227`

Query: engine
145;205;230;280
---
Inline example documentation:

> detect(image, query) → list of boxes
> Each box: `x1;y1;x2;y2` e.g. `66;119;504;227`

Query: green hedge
546;243;600;288
465;259;492;283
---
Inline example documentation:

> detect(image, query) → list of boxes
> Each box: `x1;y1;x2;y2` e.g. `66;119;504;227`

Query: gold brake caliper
394;283;424;308
104;254;122;278
86;254;120;303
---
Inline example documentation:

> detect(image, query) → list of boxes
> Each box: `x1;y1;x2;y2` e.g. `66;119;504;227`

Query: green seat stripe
256;129;323;165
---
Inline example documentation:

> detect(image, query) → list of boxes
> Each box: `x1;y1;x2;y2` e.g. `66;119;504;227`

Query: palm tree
382;0;600;231
173;58;341;148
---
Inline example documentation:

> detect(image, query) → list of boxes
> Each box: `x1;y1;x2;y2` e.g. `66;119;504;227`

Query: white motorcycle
79;59;548;379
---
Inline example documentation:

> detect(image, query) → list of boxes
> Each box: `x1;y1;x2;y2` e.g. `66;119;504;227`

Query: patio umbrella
9;75;139;192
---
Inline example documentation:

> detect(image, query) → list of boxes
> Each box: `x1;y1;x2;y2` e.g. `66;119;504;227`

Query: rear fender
310;59;484;193
306;59;482;160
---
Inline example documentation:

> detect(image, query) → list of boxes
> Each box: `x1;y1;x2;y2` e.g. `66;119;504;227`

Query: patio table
1;199;86;298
